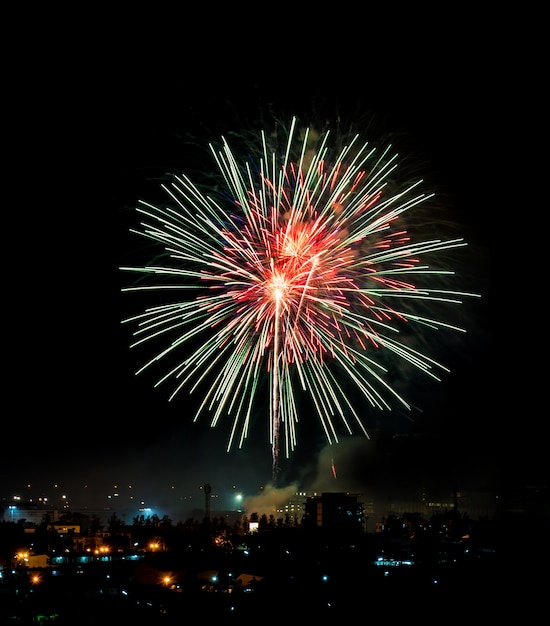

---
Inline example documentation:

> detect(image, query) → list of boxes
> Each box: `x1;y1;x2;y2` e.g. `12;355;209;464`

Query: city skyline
4;474;500;527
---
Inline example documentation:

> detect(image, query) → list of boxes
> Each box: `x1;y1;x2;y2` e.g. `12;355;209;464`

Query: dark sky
2;21;515;518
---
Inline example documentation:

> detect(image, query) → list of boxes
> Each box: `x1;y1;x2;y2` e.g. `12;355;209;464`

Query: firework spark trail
121;116;479;483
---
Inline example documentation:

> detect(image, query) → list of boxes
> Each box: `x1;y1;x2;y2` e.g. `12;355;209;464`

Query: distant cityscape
1;480;509;530
1;481;547;621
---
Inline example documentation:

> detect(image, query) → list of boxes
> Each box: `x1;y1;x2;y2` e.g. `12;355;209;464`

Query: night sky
3;21;516;520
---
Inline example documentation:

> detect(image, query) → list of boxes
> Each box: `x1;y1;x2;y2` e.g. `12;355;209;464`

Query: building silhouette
303;492;364;533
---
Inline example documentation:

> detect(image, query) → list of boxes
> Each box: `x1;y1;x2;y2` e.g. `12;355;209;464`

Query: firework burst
121;116;478;482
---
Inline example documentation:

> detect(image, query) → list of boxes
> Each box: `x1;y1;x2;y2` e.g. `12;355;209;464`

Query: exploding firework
121;116;478;482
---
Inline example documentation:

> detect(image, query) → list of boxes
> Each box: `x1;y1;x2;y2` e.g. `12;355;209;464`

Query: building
303;492;364;534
